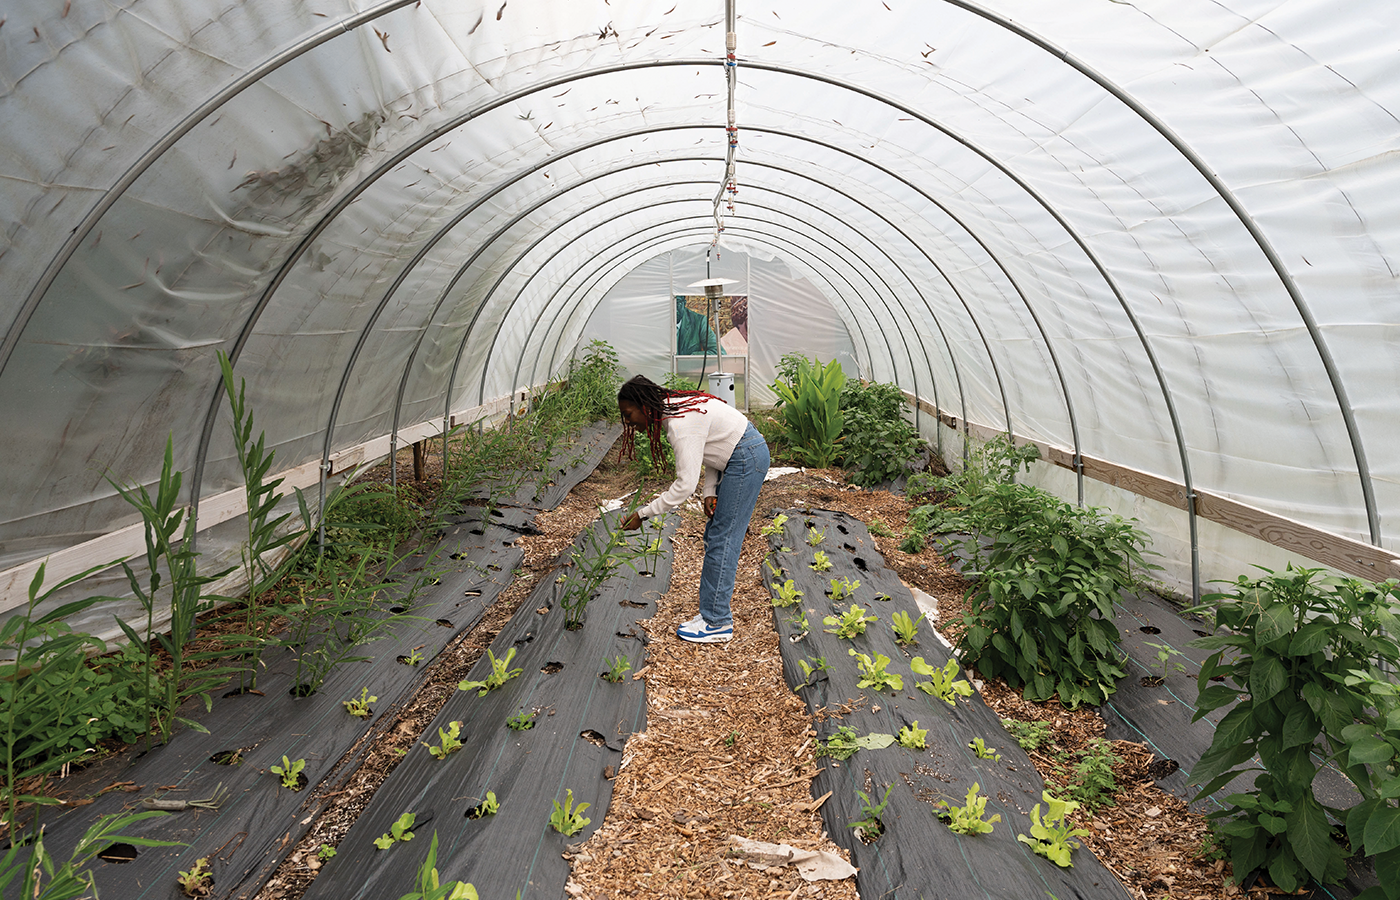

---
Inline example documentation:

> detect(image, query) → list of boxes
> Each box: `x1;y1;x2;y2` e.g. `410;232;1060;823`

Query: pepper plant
1187;566;1400;894
955;483;1149;709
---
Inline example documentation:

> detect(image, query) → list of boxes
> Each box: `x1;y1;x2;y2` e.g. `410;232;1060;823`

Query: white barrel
707;372;736;407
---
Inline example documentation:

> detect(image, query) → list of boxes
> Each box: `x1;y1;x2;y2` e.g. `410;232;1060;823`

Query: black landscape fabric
459;422;622;511
29;424;622;900
31;516;524;900
301;511;676;900
765;508;1131;900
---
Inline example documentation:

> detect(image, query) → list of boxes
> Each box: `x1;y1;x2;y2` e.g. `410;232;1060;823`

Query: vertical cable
711;1;739;247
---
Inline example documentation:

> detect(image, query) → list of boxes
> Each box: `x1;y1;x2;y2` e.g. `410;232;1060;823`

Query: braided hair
617;374;718;464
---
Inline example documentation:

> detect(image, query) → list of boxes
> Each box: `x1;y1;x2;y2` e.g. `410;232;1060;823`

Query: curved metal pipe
373;123;989;483
448;198;915;435
508;222;907;425
329;162;935;484
525;226;959;462
738;59;1205;599
509;165;976;435
537;228;885;405
0;0;419;384
184;60;724;525
940;0;1377;541
489;186;938;419
186;56;1197;594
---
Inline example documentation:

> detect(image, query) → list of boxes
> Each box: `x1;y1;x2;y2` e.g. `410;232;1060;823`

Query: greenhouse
3;1;1400;898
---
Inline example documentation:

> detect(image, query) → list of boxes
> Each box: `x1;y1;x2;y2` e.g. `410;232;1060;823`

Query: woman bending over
617;375;770;643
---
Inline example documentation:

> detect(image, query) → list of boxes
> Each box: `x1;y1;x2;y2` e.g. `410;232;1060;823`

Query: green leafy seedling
760;513;789;537
937;783;1001;835
891;610;920;646
1001;718;1051;751
805;527;826;547
764;556;783;578
550;789;592;836
867;517;894;537
849;649;903;692
467;791;499;819
458;647;523;696
770;579;804;608
968;737;1001;761
177;857;212;897
401;647;425;666
374;811;416;849
823;604;877;639
317;844;337;861
911;656;974;705
809;550;832;572
270;755;306;791
897;721;928;750
1065;738;1119;811
796;656;829;685
506;709;537;731
1143;641;1187;680
343;687;377;719
425;721;464;759
602;654;631;683
1017;793;1089;867
849;783;894;841
787;608;810;633
828;576;860;601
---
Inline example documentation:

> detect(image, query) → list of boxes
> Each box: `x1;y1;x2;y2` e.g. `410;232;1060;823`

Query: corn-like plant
397;832;479;900
0;811;177;900
109;437;238;744
771;357;845;468
218;350;308;689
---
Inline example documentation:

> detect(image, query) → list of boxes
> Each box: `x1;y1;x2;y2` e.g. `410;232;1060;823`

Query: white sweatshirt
638;397;750;519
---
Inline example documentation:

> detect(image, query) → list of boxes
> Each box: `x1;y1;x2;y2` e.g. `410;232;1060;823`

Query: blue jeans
698;423;770;626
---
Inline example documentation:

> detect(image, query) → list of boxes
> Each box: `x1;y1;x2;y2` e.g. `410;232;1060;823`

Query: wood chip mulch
564;471;862;900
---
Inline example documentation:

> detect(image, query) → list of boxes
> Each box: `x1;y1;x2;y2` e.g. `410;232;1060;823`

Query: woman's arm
636;415;707;519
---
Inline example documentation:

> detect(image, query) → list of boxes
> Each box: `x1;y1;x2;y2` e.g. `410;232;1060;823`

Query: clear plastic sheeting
2;0;1400;616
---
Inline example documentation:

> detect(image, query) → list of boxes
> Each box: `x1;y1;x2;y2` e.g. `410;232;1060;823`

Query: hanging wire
710;0;739;248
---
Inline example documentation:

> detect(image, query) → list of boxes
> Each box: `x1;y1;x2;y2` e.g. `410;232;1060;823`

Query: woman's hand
621;512;643;530
703;496;717;519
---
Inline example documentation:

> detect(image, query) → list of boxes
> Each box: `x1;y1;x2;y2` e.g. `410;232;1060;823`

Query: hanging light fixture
686;277;735;301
